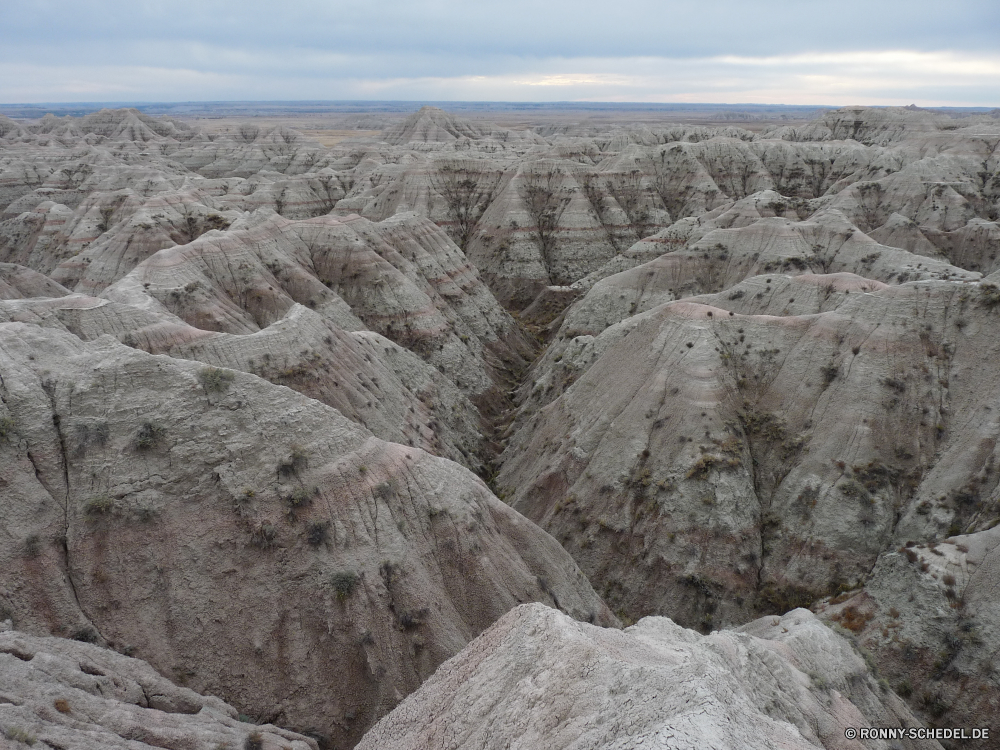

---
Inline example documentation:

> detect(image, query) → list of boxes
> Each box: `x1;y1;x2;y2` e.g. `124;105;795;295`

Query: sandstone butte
1;103;999;747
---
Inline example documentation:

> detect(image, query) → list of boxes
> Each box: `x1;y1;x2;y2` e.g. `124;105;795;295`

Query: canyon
1;102;999;748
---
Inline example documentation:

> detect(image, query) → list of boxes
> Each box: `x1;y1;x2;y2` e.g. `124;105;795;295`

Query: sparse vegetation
831;604;874;633
134;421;165;451
197;367;234;393
2;726;37;746
278;445;308;477
306;521;329;546
71;627;98;643
83;495;115;517
605;170;656;239
249;521;277;548
283;486;316;509
433;163;501;252
519;168;571;280
23;534;41;558
979;282;1000;309
332;571;359;600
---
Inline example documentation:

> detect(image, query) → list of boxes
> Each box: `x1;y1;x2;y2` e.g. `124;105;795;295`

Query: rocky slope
0;324;614;748
3;104;999;744
499;277;1000;626
812;526;1000;736
0;625;316;750
359;603;941;750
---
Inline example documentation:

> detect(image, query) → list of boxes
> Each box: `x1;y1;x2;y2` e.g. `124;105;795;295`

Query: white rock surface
358;603;940;750
0;628;316;750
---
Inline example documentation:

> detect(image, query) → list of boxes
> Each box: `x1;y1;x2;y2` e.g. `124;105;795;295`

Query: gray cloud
1;0;997;104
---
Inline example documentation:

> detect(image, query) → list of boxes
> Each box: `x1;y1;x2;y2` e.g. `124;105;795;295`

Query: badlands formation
1;103;999;747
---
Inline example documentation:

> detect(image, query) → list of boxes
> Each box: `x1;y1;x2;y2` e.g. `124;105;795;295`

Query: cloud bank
2;0;997;105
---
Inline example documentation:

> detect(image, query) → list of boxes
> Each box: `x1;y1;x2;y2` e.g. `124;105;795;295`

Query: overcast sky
2;0;998;106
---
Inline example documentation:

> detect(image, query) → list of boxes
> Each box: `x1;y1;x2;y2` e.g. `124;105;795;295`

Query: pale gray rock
358;603;939;750
4;103;1000;744
0;324;615;747
382;106;545;147
0;629;316;750
0;295;486;469
498;278;1000;631
814;527;1000;732
0;263;70;300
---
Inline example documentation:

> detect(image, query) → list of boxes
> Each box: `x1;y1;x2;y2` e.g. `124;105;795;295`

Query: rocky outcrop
0;324;615;748
0;263;70;300
498;278;1000;630
814;527;1000;733
0;627;316;750
358;603;939;750
0;294;485;470
382;106;545;147
4;103;1000;744
96;209;533;412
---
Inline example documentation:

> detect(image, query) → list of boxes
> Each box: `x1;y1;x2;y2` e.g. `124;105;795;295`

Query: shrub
134;421;165;450
284;486;315;509
332;571;359;600
838;479;871;503
880;377;905;393
685;453;738;480
135;506;157;523
197;367;234;393
53;698;71;714
249;521;277;548
758;583;818;614
233;488;255;517
23;534;41;558
2;726;36;746
244;732;263;750
979;283;1000;309
0;416;15;438
807;671;830;691
83;495;115;517
833;604;873;633
290;444;308;465
278;445;308;477
397;607;429;631
71;627;98;643
306;521;329;546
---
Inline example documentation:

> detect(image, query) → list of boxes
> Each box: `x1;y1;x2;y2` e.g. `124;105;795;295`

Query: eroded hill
2;103;999;744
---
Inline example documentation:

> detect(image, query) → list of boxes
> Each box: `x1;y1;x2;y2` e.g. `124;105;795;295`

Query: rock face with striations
0;324;615;748
498;275;1000;628
813;526;1000;734
3;104;1000;744
358;603;940;750
0;626;317;750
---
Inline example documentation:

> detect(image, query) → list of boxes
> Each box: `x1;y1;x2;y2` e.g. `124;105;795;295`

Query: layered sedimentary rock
814;527;1000;734
0;627;316;750
499;277;1000;628
3;103;1000;742
0;324;614;747
359;603;939;750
